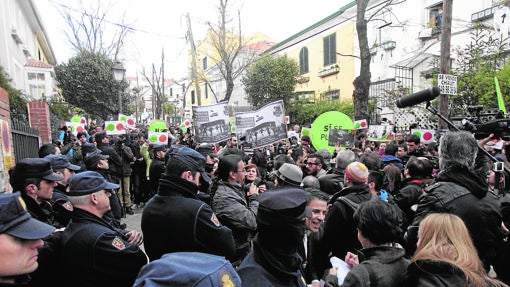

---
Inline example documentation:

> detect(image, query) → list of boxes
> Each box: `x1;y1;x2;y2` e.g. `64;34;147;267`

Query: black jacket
48;184;73;227
404;259;467;287
149;157;165;195
315;184;373;276
394;177;427;226
59;208;147;287
142;174;235;261
318;168;345;196
406;166;504;268
96;142;122;178
324;246;409;287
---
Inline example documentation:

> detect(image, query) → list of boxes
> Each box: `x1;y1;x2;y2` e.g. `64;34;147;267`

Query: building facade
0;0;57;101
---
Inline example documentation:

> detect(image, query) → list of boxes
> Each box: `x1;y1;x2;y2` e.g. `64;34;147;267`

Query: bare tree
206;0;257;103
141;63;164;120
353;0;403;120
61;0;130;59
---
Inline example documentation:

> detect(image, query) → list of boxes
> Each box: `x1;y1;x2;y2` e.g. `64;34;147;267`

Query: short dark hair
406;134;420;145
307;153;324;166
38;143;58;158
290;148;304;162
359;152;382;171
354;199;402;245
306;190;330;205
385;142;398;156
77;132;87;139
368;170;385;191
217;154;243;181
406;157;433;178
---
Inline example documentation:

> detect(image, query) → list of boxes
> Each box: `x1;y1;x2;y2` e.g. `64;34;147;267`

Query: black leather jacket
406;166;504;268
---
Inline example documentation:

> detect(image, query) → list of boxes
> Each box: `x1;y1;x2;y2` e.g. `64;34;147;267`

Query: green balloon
301;128;310;136
310;111;354;153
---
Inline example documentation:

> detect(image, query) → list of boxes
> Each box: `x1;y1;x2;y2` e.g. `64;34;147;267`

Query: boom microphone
395;87;441;108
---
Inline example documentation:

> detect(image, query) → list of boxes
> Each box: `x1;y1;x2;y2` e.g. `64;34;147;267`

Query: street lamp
112;61;126;114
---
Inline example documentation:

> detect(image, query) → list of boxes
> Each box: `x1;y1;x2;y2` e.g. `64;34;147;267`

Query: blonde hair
414;213;506;287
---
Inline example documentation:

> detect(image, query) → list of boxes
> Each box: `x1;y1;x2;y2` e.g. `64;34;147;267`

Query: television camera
453;106;510;141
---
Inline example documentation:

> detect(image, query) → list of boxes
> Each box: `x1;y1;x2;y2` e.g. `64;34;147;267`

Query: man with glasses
305;153;327;179
8;158;64;227
212;154;259;267
142;147;235;262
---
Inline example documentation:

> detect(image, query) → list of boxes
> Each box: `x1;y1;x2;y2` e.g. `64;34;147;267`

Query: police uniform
60;208;147;287
47;184;74;227
59;171;147;287
143;169;235;261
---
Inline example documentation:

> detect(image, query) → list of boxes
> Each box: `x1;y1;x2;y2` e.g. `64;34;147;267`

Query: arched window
299;47;309;75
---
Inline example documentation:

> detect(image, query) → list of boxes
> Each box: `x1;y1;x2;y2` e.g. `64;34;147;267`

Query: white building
0;0;57;100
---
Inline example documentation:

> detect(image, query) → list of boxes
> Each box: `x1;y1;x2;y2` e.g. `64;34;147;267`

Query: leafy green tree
0;66;28;121
242;54;299;108
55;52;129;120
452;24;508;116
287;98;353;126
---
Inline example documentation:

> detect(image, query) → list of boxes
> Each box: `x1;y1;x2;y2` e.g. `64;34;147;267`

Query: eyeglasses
305;162;319;166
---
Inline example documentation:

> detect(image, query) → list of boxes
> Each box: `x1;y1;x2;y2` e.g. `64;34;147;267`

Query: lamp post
112;61;126;114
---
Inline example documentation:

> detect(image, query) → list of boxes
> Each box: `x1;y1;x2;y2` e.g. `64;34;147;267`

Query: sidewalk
124;206;143;234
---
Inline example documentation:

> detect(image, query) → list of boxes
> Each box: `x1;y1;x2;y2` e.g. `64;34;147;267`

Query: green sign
310;111;354;153
149;120;167;132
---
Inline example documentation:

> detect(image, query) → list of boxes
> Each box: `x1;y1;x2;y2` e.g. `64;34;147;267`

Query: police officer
0;192;55;286
149;144;167;197
59;171;147;287
44;154;81;227
142;147;235;261
8;158;64;227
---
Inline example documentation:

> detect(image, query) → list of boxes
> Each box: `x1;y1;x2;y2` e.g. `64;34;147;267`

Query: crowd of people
1;121;510;287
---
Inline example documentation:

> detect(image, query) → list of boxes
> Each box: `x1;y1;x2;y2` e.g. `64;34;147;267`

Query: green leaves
55;52;129;120
242;54;299;109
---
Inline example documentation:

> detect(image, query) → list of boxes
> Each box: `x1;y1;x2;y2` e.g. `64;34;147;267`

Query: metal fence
11;118;40;161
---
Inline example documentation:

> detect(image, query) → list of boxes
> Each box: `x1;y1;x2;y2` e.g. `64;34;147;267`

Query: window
428;3;443;29
191;91;196;105
204;82;208;99
325;89;340;101
299;47;309;74
323;33;336;66
202;57;207;70
29;84;45;99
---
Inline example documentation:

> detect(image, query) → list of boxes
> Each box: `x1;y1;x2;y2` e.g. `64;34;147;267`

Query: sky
35;0;350;80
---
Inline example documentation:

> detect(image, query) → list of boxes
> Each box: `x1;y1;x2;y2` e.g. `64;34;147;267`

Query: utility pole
161;49;165;121
438;0;452;130
186;13;202;106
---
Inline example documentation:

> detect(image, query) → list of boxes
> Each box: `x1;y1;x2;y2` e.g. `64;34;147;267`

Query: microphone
395;87;441;108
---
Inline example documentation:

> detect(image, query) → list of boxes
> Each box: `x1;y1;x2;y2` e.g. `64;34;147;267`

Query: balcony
381;40;396;51
471;6;497;22
318;65;339;78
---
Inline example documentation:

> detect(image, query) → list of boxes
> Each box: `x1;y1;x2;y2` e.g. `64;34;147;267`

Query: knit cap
345;162;369;183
